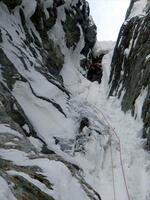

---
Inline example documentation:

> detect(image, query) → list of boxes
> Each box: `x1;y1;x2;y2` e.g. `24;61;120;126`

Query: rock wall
109;0;150;148
0;0;100;199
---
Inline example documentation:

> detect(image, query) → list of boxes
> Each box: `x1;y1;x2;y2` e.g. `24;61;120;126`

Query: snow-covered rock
0;0;101;199
109;0;150;149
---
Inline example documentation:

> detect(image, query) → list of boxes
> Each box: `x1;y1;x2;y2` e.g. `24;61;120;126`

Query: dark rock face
109;2;150;148
0;49;24;90
62;0;97;56
54;0;65;7
22;2;64;78
81;24;97;56
30;2;57;33
10;175;55;200
1;0;22;9
0;28;2;43
62;9;81;49
78;0;97;57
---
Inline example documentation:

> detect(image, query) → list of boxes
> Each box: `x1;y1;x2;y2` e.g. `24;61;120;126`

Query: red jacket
90;63;102;70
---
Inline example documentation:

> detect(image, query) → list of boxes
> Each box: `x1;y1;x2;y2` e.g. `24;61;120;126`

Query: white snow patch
29;137;43;151
22;0;37;20
118;36;123;47
0;124;23;138
134;87;148;121
0;176;17;200
124;38;133;57
101;49;114;92
22;124;30;134
145;54;150;62
93;41;115;57
12;81;76;145
5;142;17;146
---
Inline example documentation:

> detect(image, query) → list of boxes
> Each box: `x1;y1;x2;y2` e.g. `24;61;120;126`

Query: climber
87;60;103;84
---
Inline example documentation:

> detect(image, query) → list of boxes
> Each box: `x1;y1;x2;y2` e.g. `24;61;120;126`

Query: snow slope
1;37;150;200
60;42;150;200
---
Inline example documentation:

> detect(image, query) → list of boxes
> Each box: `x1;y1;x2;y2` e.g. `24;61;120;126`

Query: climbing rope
114;131;131;200
110;139;116;200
